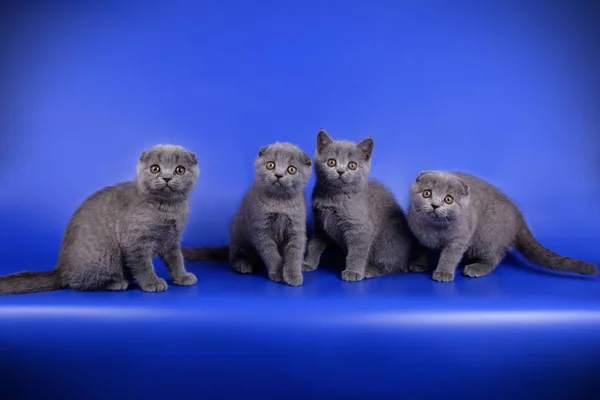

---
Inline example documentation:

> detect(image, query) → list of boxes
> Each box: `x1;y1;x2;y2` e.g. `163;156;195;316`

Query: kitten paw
104;280;129;291
268;271;284;283
284;273;303;286
139;278;168;292
364;265;383;279
341;270;364;282
432;270;454;282
302;261;318;272
233;261;254;274
463;263;493;278
173;272;197;286
409;262;428;273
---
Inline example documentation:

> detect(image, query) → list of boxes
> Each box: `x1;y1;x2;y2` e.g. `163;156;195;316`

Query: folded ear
457;179;470;196
415;171;435;182
357;137;374;161
301;151;312;167
187;150;198;165
257;145;269;158
316;129;333;154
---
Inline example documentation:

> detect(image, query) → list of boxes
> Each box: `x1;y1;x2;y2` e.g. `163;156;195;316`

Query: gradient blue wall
1;0;599;269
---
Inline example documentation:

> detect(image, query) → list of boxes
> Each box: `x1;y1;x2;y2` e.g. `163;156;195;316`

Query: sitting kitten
408;171;597;282
182;142;312;286
303;129;415;281
0;144;200;295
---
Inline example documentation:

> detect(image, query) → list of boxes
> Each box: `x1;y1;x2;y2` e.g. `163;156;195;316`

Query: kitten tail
516;222;597;275
181;246;229;263
0;270;62;295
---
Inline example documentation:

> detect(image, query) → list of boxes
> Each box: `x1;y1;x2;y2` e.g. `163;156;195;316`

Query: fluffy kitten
303;129;415;281
182;142;312;286
0;144;200;295
408;171;597;282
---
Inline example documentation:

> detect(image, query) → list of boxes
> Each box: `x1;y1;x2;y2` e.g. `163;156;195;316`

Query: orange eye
422;190;432;198
150;165;160;174
287;166;297;174
444;195;454;204
327;159;336;167
175;166;186;175
348;162;357;170
266;161;275;170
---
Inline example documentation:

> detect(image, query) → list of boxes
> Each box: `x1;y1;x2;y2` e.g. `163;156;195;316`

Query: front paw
432;270;454;282
268;271;283;283
409;262;428;273
173;272;197;286
302;260;318;272
139;278;168;292
284;273;303;286
341;270;364;282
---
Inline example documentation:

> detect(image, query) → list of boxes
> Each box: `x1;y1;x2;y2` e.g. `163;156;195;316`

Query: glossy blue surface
1;1;600;399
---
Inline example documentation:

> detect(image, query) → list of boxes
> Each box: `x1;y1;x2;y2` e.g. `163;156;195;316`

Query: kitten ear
301;151;312;167
416;171;434;182
457;179;470;196
187;151;198;165
257;145;269;158
316;129;333;154
357;137;374;161
139;150;151;163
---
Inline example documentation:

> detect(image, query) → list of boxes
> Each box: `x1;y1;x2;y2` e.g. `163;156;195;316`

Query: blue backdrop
1;1;599;399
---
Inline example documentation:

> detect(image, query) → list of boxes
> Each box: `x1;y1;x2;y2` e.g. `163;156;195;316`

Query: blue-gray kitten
303;129;415;281
182;142;312;286
0;144;200;295
408;171;597;282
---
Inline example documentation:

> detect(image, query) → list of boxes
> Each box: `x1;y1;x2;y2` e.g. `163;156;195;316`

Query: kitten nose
275;173;283;179
163;178;172;183
431;204;440;209
337;170;345;176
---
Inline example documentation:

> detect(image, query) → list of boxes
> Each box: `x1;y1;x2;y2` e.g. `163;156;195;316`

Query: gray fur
0;144;200;295
408;171;597;282
182;142;312;286
303;129;415;281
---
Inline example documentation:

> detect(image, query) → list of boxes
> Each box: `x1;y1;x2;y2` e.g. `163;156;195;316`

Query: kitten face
314;129;374;190
254;142;312;196
410;171;470;224
136;144;200;201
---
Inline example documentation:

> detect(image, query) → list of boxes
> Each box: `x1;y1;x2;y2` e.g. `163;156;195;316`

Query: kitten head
314;129;373;190
136;144;200;201
409;171;470;225
254;142;312;196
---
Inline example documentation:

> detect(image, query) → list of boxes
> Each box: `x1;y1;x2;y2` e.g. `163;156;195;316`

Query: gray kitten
0;144;200;295
303;129;415;281
408;171;597;282
182;142;312;286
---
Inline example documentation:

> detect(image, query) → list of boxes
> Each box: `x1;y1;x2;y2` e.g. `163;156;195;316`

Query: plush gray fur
303;129;415;281
182;142;312;286
408;171;598;282
0;144;200;295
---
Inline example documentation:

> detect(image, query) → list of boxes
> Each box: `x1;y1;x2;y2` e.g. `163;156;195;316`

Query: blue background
1;1;599;399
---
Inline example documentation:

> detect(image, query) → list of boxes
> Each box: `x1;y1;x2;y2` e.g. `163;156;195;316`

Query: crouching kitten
408;171;597;282
0;144;200;294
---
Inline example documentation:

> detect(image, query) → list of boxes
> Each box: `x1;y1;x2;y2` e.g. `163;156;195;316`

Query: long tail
0;270;62;295
516;221;597;275
181;246;229;263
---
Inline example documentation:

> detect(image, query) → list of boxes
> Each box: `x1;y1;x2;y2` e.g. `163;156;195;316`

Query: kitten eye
150;165;161;174
287;165;297;174
175;166;186;175
327;159;337;167
266;161;276;170
422;190;432;198
444;195;454;205
348;162;357;170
